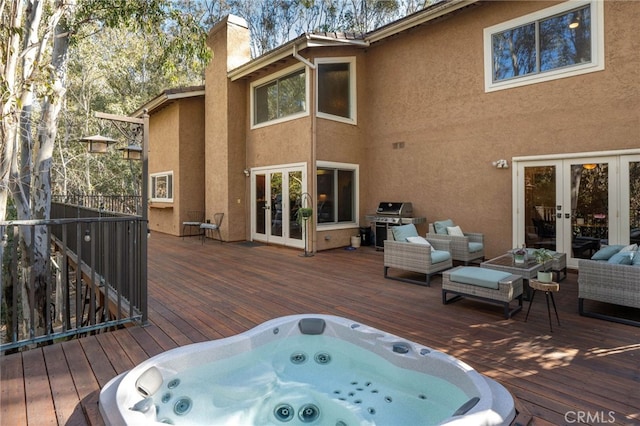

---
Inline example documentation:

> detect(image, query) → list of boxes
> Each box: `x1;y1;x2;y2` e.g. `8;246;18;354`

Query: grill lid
375;202;413;217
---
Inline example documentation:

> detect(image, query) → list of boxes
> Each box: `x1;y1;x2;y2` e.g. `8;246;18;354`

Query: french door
515;154;640;268
251;165;306;248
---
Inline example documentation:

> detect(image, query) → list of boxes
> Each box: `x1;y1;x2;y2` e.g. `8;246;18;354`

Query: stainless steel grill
365;202;426;249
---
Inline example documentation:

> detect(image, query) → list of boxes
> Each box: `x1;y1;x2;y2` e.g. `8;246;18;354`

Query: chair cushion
591;245;624;260
607;251;634;265
449;267;511;290
434;219;454;235
468;242;483;253
447;225;464;236
391;224;419;241
632;252;640;266
431;250;451;264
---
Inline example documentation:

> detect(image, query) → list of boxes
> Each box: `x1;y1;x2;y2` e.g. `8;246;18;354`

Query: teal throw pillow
632;251;640;266
392;224;419;241
607;251;633;265
434;219;454;235
591;245;624;261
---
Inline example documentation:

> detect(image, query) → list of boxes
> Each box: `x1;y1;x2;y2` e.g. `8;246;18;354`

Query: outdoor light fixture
84;229;91;242
118;144;143;160
79;134;118;154
492;159;509;169
583;163;597;170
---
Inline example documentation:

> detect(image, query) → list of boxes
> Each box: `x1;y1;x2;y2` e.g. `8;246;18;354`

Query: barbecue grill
365;202;426;249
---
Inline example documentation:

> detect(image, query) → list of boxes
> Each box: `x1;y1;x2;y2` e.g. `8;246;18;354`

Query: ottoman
442;266;523;319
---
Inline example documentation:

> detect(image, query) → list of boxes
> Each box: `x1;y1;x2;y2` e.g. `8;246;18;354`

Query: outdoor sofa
578;244;640;326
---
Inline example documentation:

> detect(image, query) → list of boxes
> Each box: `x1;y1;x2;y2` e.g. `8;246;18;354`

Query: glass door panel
524;165;559;251
569;161;611;260
255;173;267;237
288;170;303;241
270;172;283;238
622;155;640;245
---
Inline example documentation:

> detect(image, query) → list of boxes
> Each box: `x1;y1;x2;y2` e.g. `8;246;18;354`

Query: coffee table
481;254;541;300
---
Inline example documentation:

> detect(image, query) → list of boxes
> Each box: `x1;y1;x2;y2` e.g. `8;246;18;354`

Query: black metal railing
0;202;147;352
52;194;141;215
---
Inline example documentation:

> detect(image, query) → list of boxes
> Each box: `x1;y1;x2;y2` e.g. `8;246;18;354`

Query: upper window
317;162;358;226
484;1;603;92
252;65;307;127
316;57;357;124
151;172;173;202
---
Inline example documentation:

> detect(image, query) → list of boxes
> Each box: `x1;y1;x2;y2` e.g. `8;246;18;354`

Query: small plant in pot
533;248;554;283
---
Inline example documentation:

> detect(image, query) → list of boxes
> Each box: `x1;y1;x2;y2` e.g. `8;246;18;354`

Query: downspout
293;44;317;254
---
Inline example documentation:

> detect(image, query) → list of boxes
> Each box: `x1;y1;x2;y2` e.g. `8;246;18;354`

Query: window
317;162;358;226
316;57;356;124
484;1;603;92
151;172;173;202
252;65;307;127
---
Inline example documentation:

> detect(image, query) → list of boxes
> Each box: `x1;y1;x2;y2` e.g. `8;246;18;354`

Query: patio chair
383;224;453;286
182;211;204;240
200;212;224;244
426;219;485;265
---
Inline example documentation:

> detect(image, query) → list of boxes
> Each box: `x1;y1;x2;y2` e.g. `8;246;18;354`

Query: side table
525;280;560;332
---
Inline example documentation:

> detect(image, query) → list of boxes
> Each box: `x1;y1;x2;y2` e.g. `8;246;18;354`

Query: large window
317;162;358;226
316;57;356;124
484;1;603;92
150;172;173;202
253;65;307;126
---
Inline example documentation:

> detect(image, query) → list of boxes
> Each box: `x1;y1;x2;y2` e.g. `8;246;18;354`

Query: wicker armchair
578;259;640;326
427;223;485;265
384;238;452;286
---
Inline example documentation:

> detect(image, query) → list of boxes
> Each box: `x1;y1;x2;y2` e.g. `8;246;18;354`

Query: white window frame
250;63;309;129
315;57;357;125
150;171;174;202
316;160;359;230
483;0;604;93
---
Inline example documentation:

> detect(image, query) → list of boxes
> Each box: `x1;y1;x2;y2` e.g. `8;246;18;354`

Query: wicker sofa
578;259;640;326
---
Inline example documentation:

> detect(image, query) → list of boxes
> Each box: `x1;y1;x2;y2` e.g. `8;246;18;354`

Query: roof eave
366;0;480;43
131;87;206;117
228;34;368;82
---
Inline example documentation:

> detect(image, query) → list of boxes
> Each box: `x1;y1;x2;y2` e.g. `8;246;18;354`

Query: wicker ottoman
442;266;523;319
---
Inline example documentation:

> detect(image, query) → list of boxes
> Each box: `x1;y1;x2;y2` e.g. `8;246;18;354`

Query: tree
1;0;209;340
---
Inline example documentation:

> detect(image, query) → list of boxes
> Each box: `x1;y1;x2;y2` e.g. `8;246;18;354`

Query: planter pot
350;236;361;248
537;271;553;283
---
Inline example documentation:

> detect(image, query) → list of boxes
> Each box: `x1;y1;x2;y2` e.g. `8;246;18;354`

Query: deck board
1;231;639;425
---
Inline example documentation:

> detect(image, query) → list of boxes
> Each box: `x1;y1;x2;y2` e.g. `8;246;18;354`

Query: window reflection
492;5;591;82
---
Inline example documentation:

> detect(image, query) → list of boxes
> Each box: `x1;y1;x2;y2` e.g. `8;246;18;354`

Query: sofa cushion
608;251;634;265
449;267;511;290
632;252;640;266
468;242;483;253
391;224;419;241
434;219;454;235
620;243;638;252
431;250;451;264
591;245;624;261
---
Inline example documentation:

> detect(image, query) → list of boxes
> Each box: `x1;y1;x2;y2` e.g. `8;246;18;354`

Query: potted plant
533;248;554;283
296;207;313;224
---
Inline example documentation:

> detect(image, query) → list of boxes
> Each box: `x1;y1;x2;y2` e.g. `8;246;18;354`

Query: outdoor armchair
383;224;452;286
427;220;485;265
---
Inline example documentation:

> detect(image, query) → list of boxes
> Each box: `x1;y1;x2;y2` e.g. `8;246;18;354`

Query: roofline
228;34;368;82
365;0;480;43
228;0;479;81
132;86;206;117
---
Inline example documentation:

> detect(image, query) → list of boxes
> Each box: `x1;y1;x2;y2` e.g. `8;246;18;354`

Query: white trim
484;1;604;93
315;57;357;125
250;64;309;129
316;160;360;227
513;148;640;162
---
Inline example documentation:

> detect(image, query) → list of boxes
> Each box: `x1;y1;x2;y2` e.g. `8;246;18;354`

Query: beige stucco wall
148;97;205;236
205;16;251;242
362;0;640;257
203;1;639;255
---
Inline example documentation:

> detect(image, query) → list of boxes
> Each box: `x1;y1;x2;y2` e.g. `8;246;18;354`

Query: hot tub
99;314;515;425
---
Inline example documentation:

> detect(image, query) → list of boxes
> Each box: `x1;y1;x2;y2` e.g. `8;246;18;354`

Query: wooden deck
2;232;639;425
